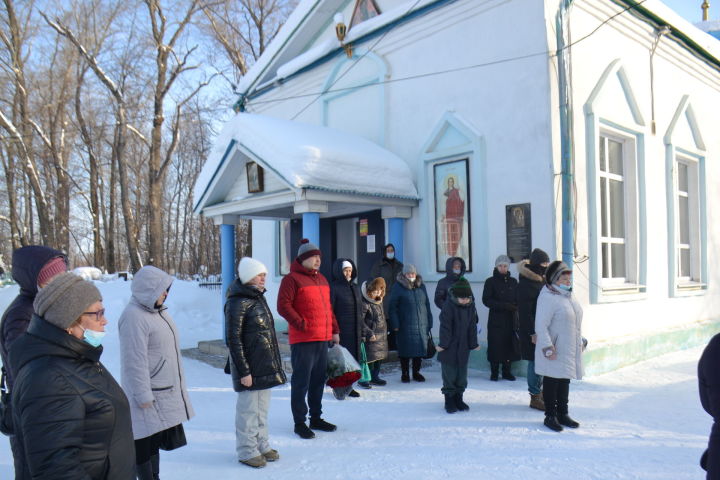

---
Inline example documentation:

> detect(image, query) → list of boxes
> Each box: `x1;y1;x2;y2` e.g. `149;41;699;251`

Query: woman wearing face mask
118;266;194;479
370;244;404;350
434;257;469;309
533;260;585;432
9;272;135;479
330;258;365;392
389;264;433;383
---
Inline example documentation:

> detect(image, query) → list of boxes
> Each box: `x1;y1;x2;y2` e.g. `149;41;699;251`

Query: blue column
220;223;236;339
302;212;320;245
387;217;405;263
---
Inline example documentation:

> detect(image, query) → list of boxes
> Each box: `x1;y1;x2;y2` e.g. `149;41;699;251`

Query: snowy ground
0;279;711;479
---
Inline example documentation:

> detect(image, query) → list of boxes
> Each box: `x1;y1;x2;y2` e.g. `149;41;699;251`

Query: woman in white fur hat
225;257;287;468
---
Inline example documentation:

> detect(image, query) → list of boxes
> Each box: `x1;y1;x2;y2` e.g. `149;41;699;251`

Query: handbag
0;367;14;436
159;424;187;451
359;343;372;383
424;335;437;359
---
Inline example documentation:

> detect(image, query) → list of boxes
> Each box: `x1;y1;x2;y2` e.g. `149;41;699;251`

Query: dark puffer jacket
330;258;364;360
388;274;433;358
699;332;720;477
482;268;520;363
0;246;66;388
225;280;287;392
434;257;468;309
517;260;546;360
369;244;404;317
9;316;135;480
437;291;479;367
277;260;339;344
361;282;388;363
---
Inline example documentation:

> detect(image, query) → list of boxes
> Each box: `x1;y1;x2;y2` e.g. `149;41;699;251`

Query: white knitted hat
238;257;268;284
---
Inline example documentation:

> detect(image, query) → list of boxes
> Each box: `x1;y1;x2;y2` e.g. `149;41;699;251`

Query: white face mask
452;268;461;275
386;252;395;260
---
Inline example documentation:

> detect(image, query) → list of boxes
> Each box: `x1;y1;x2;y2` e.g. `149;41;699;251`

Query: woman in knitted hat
534;260;585;432
330;258;365;393
436;277;480;413
482;254;520;381
118;266;194;479
225;257;286;468
388;263;433;383
8;272;135;479
361;277;389;386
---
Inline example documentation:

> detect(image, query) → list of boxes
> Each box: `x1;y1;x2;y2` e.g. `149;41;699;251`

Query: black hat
529;248;549;266
451;277;473;298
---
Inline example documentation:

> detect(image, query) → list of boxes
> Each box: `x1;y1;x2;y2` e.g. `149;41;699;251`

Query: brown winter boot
529;393;545;411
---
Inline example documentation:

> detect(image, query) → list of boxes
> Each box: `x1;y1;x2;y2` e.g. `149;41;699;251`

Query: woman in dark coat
9;273;135;479
434;257;468;309
370;244;404;349
225;257;286;468
361;277;389;385
388;264;433;383
482;255;520;381
330;258;365;391
699;332;720;479
518;248;549;411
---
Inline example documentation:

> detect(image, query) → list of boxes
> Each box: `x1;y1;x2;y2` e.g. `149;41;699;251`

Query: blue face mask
386;252;394;260
556;283;572;292
82;327;106;347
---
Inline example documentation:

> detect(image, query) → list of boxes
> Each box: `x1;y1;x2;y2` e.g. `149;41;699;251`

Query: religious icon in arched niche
434;159;471;272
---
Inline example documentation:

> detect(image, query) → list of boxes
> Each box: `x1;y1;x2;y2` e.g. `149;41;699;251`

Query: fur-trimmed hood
361;281;383;304
517;259;545;284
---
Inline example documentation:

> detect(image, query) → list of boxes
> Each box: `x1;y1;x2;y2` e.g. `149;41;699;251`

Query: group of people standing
0;246;194;479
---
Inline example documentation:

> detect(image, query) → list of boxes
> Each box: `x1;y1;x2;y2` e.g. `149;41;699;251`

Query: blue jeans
527;360;543;395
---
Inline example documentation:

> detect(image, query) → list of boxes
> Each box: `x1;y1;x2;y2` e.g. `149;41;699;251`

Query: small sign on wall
367;234;376;253
359;219;368;236
506;203;531;263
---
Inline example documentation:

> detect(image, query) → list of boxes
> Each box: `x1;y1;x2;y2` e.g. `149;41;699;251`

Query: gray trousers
235;389;271;461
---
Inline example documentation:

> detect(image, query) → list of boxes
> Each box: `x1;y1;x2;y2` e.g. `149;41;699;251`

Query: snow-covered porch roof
193;113;419;220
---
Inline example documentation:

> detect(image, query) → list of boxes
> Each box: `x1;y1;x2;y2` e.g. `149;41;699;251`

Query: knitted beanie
451;277;473;298
529;248;550;266
545;260;572;285
37;256;68;287
33;272;102;329
403;263;417;275
341;260;352;270
495;254;512;267
297;238;321;262
238;257;268;284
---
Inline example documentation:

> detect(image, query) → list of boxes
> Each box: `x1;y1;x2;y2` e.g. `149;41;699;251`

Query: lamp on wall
649;25;671;134
702;1;710;22
334;13;353;58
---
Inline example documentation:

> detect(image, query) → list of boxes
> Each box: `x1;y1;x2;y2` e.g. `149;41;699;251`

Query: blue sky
661;0;705;23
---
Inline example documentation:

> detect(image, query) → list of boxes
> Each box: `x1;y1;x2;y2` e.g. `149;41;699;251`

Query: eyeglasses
82;309;106;321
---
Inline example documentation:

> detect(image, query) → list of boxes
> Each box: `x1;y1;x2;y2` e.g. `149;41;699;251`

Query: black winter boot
412;357;425;382
135;461;154;480
557;414;579;428
444;394;458;414
490;362;499;381
454;393;469;411
150;453;160;480
502;361;516;381
544;415;564;432
400;357;410;383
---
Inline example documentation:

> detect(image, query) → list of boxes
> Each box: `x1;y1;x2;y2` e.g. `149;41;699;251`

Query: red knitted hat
37;256;68;288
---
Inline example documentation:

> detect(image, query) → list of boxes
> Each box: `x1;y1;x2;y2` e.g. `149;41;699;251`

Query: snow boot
294;422;315;439
454;393;469;411
240;455;267;468
400;358;411;383
348;389;360;397
543;415;563;432
309;418;337;432
490;362;499;381
557;414;580;428
370;377;387;386
502;362;516;381
358;382;372;389
135;460;154;480
262;449;279;462
444;394;458;414
412;358;425;382
529;393;545;411
150;453;160;480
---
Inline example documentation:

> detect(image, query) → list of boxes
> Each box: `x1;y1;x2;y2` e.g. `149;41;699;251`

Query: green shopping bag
359;342;372;383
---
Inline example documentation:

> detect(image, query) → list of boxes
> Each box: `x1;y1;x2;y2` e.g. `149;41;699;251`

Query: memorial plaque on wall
505;203;531;263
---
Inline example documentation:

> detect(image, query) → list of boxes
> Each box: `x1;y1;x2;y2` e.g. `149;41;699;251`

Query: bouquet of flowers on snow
326;344;361;400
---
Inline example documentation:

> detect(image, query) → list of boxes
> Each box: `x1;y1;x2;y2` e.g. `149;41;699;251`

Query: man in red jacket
277;239;340;439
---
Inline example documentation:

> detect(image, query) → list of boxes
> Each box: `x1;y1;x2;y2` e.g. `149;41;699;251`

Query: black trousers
399;357;422;373
290;341;328;424
542;376;570;417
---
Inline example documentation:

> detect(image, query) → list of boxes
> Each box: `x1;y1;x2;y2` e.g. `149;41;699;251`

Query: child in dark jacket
361;277;389;386
436;277;480;413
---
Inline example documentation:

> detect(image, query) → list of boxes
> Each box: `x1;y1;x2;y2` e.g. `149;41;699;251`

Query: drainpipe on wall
557;0;575;270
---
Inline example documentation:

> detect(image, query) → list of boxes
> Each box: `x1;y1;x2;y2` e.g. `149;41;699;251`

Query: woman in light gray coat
534;260;584;433
119;266;195;479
